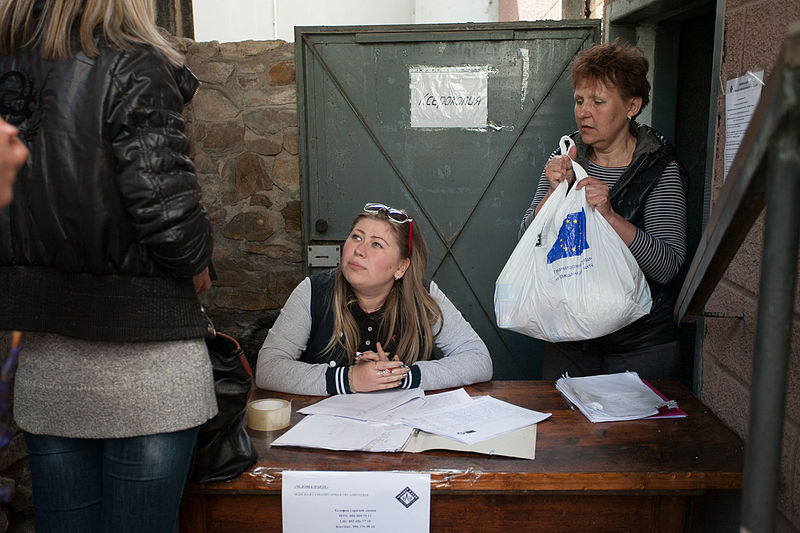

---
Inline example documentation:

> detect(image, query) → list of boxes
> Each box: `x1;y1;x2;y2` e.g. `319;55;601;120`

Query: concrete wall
700;1;800;531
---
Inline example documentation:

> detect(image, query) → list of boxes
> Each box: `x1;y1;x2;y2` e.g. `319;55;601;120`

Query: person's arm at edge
108;51;212;278
628;161;688;284
0;119;27;208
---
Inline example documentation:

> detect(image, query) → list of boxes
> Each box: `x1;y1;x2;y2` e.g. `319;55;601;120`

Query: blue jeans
24;427;199;533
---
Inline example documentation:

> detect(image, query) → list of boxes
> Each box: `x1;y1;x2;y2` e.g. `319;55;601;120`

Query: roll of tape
247;398;291;431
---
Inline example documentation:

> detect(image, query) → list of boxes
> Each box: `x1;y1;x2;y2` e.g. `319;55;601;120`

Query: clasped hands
350;342;408;393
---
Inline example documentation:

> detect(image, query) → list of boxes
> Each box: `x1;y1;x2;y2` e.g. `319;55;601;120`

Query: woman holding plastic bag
516;40;688;380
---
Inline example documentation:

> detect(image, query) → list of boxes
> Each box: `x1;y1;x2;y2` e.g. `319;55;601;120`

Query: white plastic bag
494;135;652;342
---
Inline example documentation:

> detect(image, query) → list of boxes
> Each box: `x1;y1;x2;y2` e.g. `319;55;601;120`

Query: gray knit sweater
14;332;217;439
255;277;493;395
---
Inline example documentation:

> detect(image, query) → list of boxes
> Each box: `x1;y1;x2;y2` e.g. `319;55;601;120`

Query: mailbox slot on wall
307;245;341;267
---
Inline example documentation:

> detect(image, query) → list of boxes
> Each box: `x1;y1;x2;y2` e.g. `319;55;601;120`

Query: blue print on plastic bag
546;208;590;264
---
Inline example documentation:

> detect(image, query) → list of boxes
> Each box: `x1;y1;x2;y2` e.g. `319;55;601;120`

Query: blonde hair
325;209;443;365
0;0;183;66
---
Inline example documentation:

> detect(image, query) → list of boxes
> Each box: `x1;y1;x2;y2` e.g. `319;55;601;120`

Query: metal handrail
673;20;800;533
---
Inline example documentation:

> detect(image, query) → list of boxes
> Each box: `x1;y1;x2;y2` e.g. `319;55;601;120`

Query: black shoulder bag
190;332;257;483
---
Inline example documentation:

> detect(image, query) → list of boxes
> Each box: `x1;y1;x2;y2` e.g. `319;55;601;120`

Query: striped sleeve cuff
325;365;352;395
396;365;421;389
628;227;646;256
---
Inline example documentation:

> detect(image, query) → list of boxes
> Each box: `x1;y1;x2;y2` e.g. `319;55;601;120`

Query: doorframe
605;0;724;396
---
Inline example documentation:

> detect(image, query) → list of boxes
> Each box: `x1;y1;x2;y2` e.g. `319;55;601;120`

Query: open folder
272;414;539;460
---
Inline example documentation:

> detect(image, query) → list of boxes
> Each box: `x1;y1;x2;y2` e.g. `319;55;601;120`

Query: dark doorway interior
672;9;716;389
611;0;717;389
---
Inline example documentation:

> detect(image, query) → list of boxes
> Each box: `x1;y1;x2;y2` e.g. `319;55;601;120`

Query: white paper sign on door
410;65;489;128
282;470;430;532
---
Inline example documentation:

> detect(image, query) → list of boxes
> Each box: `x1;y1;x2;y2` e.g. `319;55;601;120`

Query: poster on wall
409;65;489;128
724;70;764;182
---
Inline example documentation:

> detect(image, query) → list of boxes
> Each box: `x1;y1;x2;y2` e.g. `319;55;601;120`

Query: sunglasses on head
363;203;413;223
362;202;413;256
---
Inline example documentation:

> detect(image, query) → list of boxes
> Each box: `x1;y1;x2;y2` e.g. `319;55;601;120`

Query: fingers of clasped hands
350;342;408;393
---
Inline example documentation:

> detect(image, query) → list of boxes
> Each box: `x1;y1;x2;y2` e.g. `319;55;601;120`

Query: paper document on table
298;388;423;421
272;413;538;458
556;371;685;423
401;395;551;445
372;387;473;424
272;414;414;452
403;424;538;459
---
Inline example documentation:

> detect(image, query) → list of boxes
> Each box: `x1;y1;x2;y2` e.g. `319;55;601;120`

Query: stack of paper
556;371;686;423
272;388;551;459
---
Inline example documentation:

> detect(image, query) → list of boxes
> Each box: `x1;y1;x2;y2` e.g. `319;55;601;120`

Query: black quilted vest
566;124;687;352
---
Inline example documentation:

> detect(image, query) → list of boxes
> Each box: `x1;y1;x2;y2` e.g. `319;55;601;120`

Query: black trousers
541;340;681;380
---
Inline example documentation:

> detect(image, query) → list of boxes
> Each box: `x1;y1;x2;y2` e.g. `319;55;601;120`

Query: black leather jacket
0;38;213;341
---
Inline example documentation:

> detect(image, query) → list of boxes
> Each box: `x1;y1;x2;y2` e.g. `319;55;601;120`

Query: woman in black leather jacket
0;1;217;531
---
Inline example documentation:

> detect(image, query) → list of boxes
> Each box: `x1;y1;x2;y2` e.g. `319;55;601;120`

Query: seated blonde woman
256;202;493;395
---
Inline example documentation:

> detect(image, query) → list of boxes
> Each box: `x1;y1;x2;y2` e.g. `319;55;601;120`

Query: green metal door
297;21;600;379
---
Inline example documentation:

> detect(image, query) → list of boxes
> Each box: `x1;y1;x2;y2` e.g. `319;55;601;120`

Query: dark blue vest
300;270;436;363
300;270;344;364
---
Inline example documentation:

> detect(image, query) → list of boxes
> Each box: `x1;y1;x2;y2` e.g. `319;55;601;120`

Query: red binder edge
642;380;688;419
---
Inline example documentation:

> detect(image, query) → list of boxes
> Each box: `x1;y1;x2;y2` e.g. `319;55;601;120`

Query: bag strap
212;331;254;381
559;135;589;183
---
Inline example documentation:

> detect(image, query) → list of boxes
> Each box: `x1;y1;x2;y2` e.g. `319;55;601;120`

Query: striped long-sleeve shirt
519;155;687;285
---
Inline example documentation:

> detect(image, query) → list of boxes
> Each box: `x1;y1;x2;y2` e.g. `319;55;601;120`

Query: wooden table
180;380;743;532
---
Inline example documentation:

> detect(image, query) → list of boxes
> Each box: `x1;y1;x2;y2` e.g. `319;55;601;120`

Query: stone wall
181;38;305;366
699;2;800;531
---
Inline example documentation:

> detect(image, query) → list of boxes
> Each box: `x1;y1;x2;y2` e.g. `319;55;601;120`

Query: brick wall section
703;2;800;530
179;38;306;364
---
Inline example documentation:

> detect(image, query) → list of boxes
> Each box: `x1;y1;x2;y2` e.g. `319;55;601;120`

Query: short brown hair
571;38;651;114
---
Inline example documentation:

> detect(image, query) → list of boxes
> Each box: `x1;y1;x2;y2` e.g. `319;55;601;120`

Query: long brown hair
324;208;442;365
0;0;183;66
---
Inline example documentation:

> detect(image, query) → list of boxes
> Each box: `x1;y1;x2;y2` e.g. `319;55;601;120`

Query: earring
394;273;401;280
